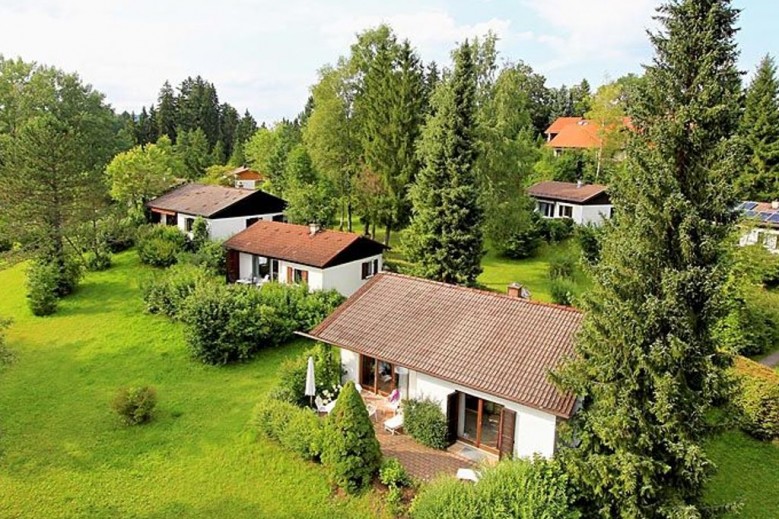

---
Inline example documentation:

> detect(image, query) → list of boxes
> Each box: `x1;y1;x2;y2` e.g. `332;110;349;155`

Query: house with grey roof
528;180;612;225
146;183;286;240
303;273;582;460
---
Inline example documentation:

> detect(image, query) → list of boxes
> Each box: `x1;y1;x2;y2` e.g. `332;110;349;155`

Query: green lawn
705;430;779;517
359;221;589;303
0;253;385;519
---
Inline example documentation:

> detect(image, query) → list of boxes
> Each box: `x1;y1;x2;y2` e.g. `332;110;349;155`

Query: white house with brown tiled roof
528;180;612;225
223;221;387;296
146;183;286;240
304;273;582;460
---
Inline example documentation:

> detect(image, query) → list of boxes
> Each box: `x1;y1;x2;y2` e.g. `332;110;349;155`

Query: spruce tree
404;42;483;286
737;54;779;200
156;80;178;142
554;1;742;517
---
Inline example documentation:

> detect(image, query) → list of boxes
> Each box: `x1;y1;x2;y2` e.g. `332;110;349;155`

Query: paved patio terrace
373;422;475;481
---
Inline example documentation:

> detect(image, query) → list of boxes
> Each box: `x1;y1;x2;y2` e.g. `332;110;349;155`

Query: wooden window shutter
498;408;516;460
286;266;293;284
226;250;240;283
361;262;369;279
373;259;379;274
301;270;308;283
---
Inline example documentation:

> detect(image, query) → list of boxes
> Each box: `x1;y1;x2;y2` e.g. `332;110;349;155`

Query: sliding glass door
459;393;504;453
359;354;398;395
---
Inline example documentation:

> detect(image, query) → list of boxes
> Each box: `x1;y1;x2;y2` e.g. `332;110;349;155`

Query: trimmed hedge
253;397;323;461
141;263;213;319
404;398;448;450
733;356;779;441
180;282;344;365
410;458;580;519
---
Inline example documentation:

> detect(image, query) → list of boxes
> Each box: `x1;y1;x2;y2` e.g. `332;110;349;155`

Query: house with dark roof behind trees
528;180;612;225
146;183;286;239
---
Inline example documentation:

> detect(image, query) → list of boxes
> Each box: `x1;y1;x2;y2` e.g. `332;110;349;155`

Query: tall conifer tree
554;1;743;516
404;41;482;286
737;54;779;200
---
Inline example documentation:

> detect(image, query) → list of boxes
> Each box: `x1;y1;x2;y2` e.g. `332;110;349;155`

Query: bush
177;240;226;276
733;357;779;441
112;386;157;425
279;408;324;461
410;476;480;519
84;247;112;272
273;343;342;407
576;224;602;264
321;381;382;494
538;218;575;243
716;291;779;357
26;261;59;316
410;458;579;519
142;263;212;319
380;457;411;488
190;217;210;251
253;397;324;461
550;278;576;307
404;398;448;450
0;317;13;366
137;225;187;267
548;255;576;280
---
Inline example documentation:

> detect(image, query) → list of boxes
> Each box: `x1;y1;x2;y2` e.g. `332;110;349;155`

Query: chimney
309;222;321;235
576;179;583;189
772;200;779;210
507;282;530;300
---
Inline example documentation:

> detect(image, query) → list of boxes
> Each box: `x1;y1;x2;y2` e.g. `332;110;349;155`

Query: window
558;204;573;219
287;267;308;284
764;233;778;251
361;258;380;279
185;217;195;231
245;217;260;228
537;201;555;218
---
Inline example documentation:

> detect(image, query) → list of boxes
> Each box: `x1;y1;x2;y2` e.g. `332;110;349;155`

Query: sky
0;0;776;125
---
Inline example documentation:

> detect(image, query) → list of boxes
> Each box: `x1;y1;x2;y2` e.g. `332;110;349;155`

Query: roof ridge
379;272;582;314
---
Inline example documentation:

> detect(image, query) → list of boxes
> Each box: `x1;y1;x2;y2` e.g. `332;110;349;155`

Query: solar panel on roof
744;210;757;218
759;212;773;221
769;213;779;224
743;202;759;210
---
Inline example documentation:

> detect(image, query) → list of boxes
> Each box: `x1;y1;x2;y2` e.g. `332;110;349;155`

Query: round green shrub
550;278;576;307
404;398;448;450
112;386;157;425
410;476;480;519
26;261;59;316
137;225;187;267
142;263;211;319
576;224;602;264
380;457;411;488
548;255;576;280
84;248;112;272
321;381;382;494
279;409;324;461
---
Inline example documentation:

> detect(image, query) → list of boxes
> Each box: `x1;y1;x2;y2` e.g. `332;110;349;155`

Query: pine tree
404;41;483;286
156;80;178;142
737;54;779;200
553;1;743;517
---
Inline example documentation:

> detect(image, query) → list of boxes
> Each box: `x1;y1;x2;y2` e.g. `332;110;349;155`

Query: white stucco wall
413;372;559;459
235;179;257;189
177;212;284;240
740;228;779;254
321;254;383;297
277;260;325;291
341;349;359;385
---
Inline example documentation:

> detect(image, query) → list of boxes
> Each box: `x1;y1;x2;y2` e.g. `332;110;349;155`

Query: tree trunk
347;199;353;232
371;221;376;239
384;219;392;247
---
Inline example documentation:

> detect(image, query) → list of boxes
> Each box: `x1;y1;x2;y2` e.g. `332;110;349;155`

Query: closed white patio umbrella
304;356;316;406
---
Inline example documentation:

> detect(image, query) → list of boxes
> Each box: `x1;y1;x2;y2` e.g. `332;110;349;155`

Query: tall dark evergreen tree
737;54;779;200
554;1;743;517
219;103;240;159
229;110;258;166
404;41;483;285
156;80;178;142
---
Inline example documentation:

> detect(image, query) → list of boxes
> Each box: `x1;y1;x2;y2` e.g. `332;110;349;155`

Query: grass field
0;253;385;519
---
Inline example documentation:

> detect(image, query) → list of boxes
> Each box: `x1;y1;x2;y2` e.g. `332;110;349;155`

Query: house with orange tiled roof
229;166;266;189
545;116;631;156
303;273;582;460
223;220;387;296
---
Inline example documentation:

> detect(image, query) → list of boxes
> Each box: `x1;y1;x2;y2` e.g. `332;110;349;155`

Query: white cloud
526;0;659;72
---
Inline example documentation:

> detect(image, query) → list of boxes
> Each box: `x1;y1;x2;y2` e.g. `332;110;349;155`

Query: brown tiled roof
545;117;583;135
528;181;609;204
308;273;581;418
223;221;387;269
147;183;259;217
230;166;264;180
